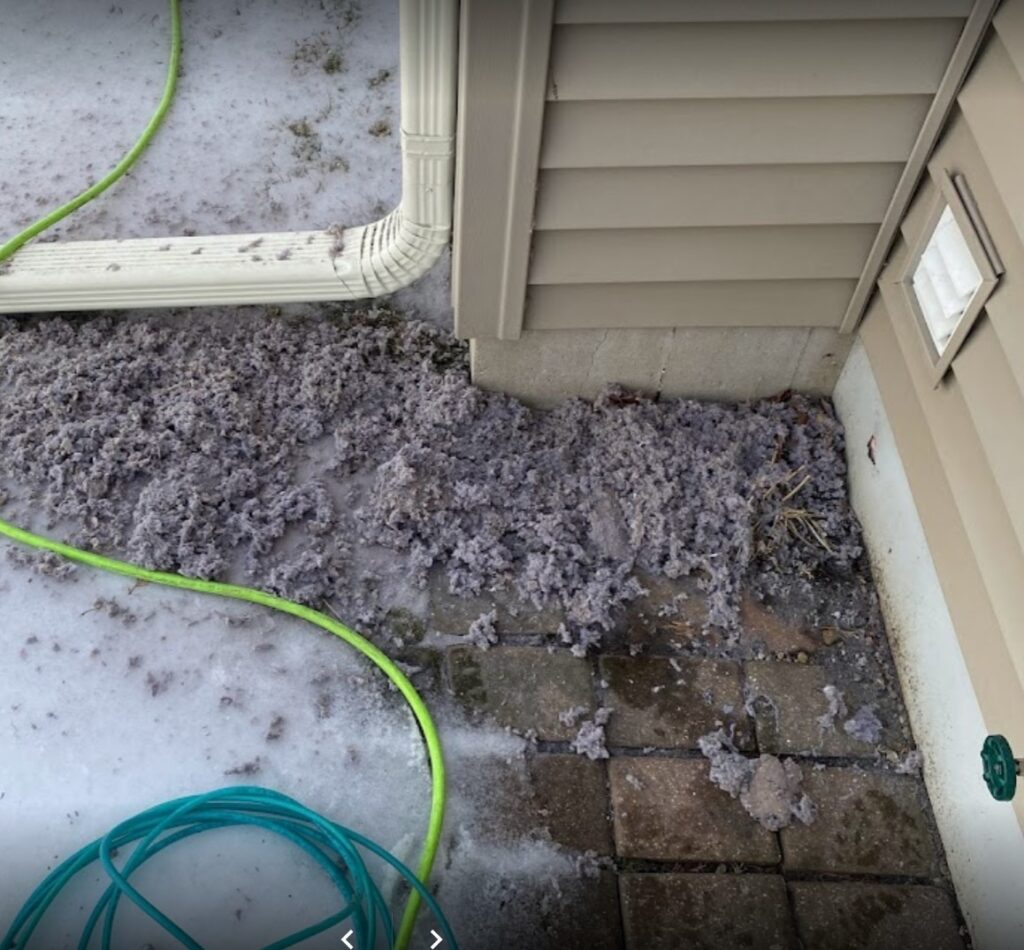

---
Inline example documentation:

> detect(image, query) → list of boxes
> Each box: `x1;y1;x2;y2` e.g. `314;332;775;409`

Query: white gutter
0;0;456;314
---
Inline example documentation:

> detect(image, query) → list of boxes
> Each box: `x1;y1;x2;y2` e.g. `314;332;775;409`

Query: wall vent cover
898;170;1002;386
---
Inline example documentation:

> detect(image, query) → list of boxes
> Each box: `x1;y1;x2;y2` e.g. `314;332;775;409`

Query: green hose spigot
982;734;1021;801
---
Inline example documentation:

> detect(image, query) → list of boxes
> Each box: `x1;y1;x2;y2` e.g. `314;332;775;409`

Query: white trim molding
0;0;457;314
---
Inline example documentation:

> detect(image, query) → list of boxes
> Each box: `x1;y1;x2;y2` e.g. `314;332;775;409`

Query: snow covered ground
0;0;450;324
0;564;429;947
0;560;583;948
0;4;478;944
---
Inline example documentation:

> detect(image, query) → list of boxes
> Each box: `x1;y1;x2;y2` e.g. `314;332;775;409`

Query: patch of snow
0;0;451;327
0;566;430;947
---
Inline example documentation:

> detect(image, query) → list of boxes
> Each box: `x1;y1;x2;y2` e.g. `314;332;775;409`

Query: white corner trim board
0;0;457;315
834;342;1024;950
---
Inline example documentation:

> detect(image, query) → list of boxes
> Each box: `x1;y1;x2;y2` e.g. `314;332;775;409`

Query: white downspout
0;0;457;314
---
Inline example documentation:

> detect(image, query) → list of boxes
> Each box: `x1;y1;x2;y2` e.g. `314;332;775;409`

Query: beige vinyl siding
861;299;1024;831
877;278;1024;681
555;0;973;24
997;0;1024;77
540;97;933;169
534;165;904;231
548;20;963;100
859;5;1024;824
529;226;877;284
523;6;966;334
528;280;856;331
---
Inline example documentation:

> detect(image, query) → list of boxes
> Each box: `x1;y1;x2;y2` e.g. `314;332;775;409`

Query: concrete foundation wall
471;326;850;407
834;341;1024;950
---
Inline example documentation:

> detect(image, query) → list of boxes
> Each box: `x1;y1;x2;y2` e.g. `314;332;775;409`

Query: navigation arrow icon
430;929;443;949
341;930;354;948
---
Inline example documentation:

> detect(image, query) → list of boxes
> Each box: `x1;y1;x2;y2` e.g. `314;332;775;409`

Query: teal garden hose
0;519;452;950
2;785;456;950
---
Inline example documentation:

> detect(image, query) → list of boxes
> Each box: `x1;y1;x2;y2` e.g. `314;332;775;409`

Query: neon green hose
2;5;444;942
0;517;445;950
0;0;181;264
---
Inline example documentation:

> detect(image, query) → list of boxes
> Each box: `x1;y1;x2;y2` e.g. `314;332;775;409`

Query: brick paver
746;660;882;756
615;572;709;651
609;756;779;864
601;655;752;750
457;753;613;855
738;593;820;656
781;768;940;877
447;646;593;740
436;575;964;947
541;871;622;949
429;571;564;635
528;754;614;854
790;881;965;950
621;873;797;949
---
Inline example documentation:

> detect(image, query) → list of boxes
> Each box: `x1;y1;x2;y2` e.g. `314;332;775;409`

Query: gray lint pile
699;729;816;831
0;306;863;652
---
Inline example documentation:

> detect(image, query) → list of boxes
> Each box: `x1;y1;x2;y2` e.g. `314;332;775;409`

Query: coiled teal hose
2;786;456;950
0;518;451;950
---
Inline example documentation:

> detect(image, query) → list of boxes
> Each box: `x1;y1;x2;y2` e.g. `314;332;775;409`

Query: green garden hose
0;517;449;949
1;2;450;945
0;0;181;264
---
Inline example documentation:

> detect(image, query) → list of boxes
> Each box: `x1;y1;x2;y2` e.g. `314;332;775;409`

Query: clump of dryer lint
817;684;848;734
0;307;864;651
569;708;612;761
699;729;816;831
467;609;498;650
844;705;885;745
